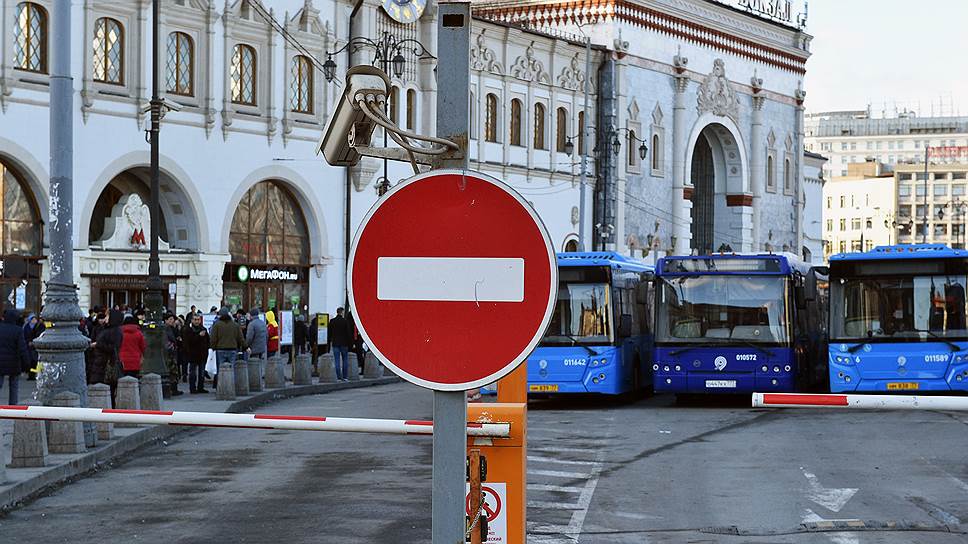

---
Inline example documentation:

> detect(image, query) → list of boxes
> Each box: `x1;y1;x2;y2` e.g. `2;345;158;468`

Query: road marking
608;510;661;521
565;451;605;537
802;509;861;544
803;470;858;513
376;257;524;302
530;445;606;453
528;484;584;493
527;455;598;466
909;496;961;525
530;469;591;479
528;500;583;510
920;455;968;494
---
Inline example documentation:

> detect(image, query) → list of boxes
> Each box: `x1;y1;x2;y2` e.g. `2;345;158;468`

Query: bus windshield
542;282;611;345
831;275;968;341
656;275;790;345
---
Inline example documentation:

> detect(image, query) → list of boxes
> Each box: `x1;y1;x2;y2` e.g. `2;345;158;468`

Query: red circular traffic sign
348;170;557;391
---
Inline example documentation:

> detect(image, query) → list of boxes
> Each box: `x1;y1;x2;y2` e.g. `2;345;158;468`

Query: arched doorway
0;157;43;312
86;167;199;311
223;180;310;314
690;134;715;254
685;121;747;254
563;238;579;252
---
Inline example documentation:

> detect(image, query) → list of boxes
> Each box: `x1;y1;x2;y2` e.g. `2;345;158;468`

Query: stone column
139;373;164;411
48;392;86;454
87;383;113;440
265;355;283;389
234;358;250;396
115;376;141;427
750;75;766;252
347;353;361;381
216;362;236;400
8;401;48;468
293;353;312;385
248;354;263;392
671;51;691;255
318;352;337;384
363;352;383;379
794;83;807;251
33;0;96;449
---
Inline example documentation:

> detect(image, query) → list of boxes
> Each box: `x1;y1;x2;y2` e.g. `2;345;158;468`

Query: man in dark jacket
164;313;183;396
328;307;352;381
181;313;210;393
0;309;30;404
293;314;309;356
210;307;245;387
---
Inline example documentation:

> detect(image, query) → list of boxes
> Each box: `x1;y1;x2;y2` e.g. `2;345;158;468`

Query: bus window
542;283;611;345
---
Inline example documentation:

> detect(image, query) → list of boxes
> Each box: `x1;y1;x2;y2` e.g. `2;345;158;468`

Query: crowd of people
0;303;363;406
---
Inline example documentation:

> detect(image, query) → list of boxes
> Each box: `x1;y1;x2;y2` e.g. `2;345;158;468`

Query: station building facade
0;0;813;316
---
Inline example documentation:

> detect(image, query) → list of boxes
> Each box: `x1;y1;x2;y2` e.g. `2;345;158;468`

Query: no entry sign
348;170;557;391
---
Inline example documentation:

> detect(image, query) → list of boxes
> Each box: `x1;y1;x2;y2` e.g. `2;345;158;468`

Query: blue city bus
520;252;655;396
828;244;968;393
653;253;828;395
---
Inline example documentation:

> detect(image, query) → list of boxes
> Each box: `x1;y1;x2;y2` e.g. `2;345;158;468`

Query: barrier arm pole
753;392;968;411
433;4;472;544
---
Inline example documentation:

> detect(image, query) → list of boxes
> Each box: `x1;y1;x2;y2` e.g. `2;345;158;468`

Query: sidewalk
0;364;399;511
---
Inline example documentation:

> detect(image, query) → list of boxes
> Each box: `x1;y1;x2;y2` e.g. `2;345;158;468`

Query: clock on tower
381;0;426;24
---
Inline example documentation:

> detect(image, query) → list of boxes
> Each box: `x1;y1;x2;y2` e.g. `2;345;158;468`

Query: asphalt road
1;383;967;544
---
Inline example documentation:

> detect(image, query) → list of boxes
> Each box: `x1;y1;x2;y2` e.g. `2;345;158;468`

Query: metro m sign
348;170;557;391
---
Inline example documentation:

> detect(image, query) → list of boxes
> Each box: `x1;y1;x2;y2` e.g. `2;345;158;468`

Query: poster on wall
280;310;293;345
316;313;329;345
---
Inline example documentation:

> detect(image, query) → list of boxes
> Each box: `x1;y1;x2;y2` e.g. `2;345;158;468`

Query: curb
0;375;401;511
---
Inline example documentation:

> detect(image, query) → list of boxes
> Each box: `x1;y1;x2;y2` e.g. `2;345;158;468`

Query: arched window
406;89;417;130
229;181;309;266
484;93;498;143
166;32;194;95
767;155;776;190
230;44;257;105
14;2;48;73
289;55;313;113
93;18;123;84
533;103;546;150
389;86;399;123
652;133;661;171
0;159;42;256
509;99;522;146
556;107;568;152
578;111;586;155
628;129;637;167
564;239;579;252
784;158;792;191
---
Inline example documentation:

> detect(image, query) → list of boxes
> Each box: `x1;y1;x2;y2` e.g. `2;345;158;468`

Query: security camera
318;65;391;167
138;98;184;115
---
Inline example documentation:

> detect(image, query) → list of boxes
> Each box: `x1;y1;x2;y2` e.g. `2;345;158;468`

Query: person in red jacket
266;310;280;357
119;315;146;377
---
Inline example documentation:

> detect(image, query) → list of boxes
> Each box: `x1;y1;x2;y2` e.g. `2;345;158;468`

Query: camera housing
318;65;392;167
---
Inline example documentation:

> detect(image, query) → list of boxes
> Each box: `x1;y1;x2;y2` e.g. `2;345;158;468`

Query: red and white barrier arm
0;405;511;437
752;393;968;411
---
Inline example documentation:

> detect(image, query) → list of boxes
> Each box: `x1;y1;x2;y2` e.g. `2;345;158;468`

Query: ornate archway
0;156;44;312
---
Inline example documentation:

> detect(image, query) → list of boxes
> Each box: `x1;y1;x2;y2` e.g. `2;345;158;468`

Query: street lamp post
139;0;172;396
565;126;647;251
323;32;434;196
33;0;95;447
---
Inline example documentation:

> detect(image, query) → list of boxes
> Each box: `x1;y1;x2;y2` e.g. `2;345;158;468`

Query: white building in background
805;110;968;181
0;0;815;316
802;150;826;263
822;162;896;259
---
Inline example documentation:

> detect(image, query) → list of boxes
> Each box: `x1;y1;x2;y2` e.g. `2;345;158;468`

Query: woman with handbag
91;310;124;403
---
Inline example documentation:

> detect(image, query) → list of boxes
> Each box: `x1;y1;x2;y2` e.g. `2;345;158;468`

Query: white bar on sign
377;257;524;302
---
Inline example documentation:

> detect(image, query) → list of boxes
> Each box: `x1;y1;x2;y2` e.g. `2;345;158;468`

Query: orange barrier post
467;402;526;544
497;364;528;404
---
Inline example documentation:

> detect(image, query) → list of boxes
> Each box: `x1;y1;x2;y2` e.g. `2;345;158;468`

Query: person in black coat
293;315;309;356
181;313;210;394
91;310;124;400
0;309;29;404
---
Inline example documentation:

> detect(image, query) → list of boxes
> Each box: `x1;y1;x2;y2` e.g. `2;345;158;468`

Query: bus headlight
664;366;670;372
674;365;681;372
653;364;659;371
761;365;768;372
773;366;780;373
784;365;791;372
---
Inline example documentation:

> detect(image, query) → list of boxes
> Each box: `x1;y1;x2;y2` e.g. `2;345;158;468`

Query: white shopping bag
205;349;217;375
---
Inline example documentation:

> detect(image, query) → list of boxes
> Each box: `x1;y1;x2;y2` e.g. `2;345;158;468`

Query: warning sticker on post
465;483;506;543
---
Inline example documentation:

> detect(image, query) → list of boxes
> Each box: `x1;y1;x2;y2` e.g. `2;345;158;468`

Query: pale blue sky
804;0;968;116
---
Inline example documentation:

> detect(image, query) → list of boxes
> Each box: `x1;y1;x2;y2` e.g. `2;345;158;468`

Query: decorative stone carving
93;194;170;251
557;53;585;91
652;104;664;126
510;42;549;84
470;30;503;75
673;47;689;94
697;59;739;119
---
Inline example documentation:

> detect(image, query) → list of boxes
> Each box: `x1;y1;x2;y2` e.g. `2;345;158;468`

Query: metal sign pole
433;3;471;543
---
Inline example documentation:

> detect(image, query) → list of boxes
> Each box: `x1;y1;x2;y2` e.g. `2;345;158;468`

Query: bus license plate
530;384;559;392
887;382;919;391
705;380;737;388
